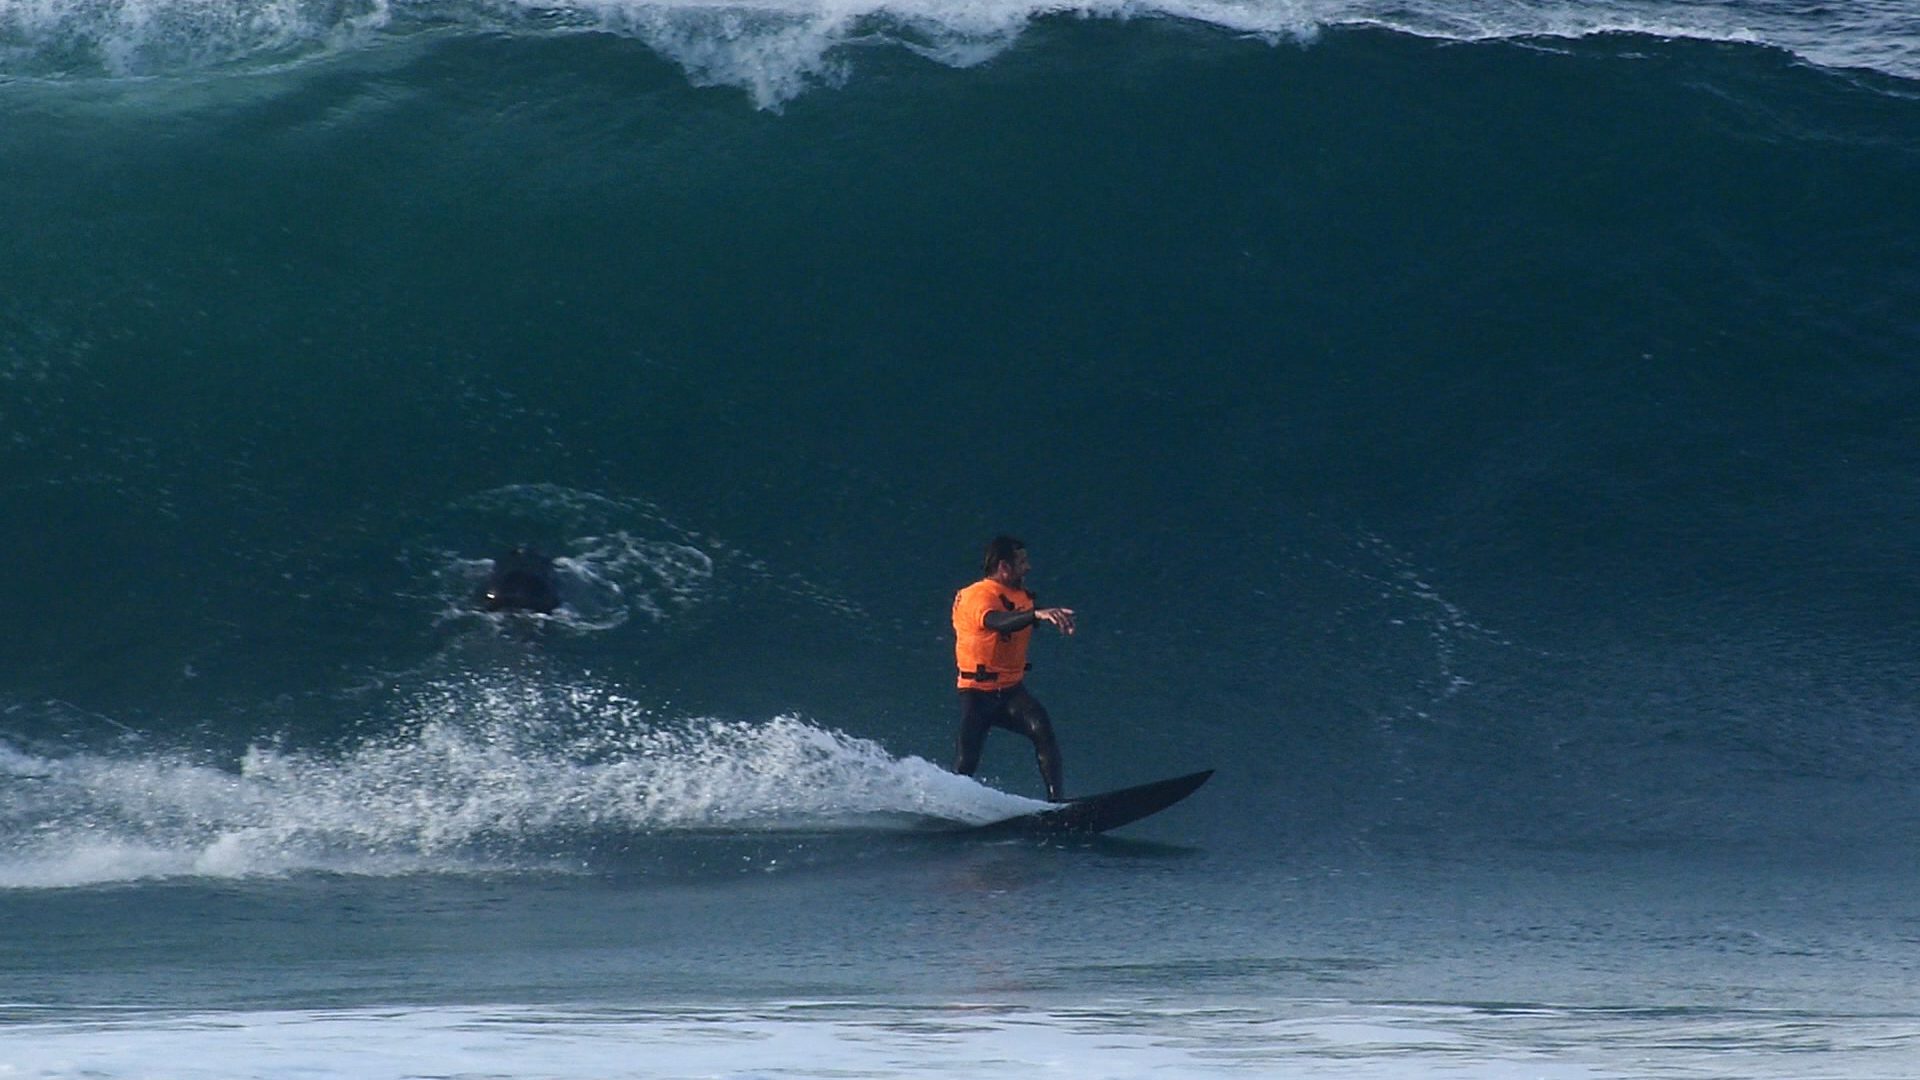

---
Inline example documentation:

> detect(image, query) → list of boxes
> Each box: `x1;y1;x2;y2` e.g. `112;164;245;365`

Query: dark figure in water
480;546;561;614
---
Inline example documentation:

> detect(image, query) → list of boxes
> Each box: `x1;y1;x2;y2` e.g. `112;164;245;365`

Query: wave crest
6;0;1912;106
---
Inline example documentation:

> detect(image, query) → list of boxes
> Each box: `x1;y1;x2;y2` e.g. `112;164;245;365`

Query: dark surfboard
965;769;1214;837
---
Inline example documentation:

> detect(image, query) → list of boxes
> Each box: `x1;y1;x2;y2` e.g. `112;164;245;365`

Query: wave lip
3;0;1913;103
1336;0;1920;79
0;0;399;76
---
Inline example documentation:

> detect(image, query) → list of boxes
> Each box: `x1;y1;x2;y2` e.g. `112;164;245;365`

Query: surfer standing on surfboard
951;536;1077;802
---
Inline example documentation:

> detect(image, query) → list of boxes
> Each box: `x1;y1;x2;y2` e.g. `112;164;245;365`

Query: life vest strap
957;663;1032;683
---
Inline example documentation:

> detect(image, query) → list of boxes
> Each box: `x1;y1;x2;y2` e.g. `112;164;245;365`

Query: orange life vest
952;577;1035;689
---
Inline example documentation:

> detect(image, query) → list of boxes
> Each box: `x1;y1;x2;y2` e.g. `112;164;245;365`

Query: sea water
4;0;1919;1075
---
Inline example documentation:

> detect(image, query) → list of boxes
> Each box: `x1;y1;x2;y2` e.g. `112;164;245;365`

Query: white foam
0;677;1040;889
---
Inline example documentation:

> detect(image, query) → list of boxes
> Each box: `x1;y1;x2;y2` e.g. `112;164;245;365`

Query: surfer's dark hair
981;535;1025;576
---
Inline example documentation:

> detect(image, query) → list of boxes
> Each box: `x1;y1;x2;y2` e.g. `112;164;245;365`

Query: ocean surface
4;0;1919;1075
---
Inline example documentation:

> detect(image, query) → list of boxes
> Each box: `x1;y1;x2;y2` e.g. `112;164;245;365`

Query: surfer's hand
1036;607;1076;636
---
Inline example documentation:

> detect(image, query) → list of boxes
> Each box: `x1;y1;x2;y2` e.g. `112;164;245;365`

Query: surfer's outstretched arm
1033;607;1075;635
983;607;1075;635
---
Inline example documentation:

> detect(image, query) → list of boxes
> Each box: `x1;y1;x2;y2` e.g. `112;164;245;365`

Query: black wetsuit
955;685;1063;802
953;606;1064;801
481;546;561;614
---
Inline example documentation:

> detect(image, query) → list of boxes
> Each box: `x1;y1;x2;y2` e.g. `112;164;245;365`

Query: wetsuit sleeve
983;609;1038;633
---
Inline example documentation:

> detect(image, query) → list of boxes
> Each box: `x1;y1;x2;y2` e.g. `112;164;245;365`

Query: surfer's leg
953;690;997;776
1006;686;1063;802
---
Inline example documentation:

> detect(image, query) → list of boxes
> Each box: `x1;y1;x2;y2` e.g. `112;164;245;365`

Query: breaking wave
3;0;1914;105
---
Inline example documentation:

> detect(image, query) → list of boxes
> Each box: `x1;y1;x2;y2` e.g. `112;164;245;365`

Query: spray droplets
0;674;1032;889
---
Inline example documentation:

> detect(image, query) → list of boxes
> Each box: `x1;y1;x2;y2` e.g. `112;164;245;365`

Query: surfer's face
1000;549;1030;587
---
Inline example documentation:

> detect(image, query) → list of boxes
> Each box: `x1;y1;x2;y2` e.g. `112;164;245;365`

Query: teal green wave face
1;23;1916;859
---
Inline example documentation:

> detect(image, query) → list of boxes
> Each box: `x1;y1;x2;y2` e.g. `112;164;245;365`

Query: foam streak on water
2;1000;1915;1079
